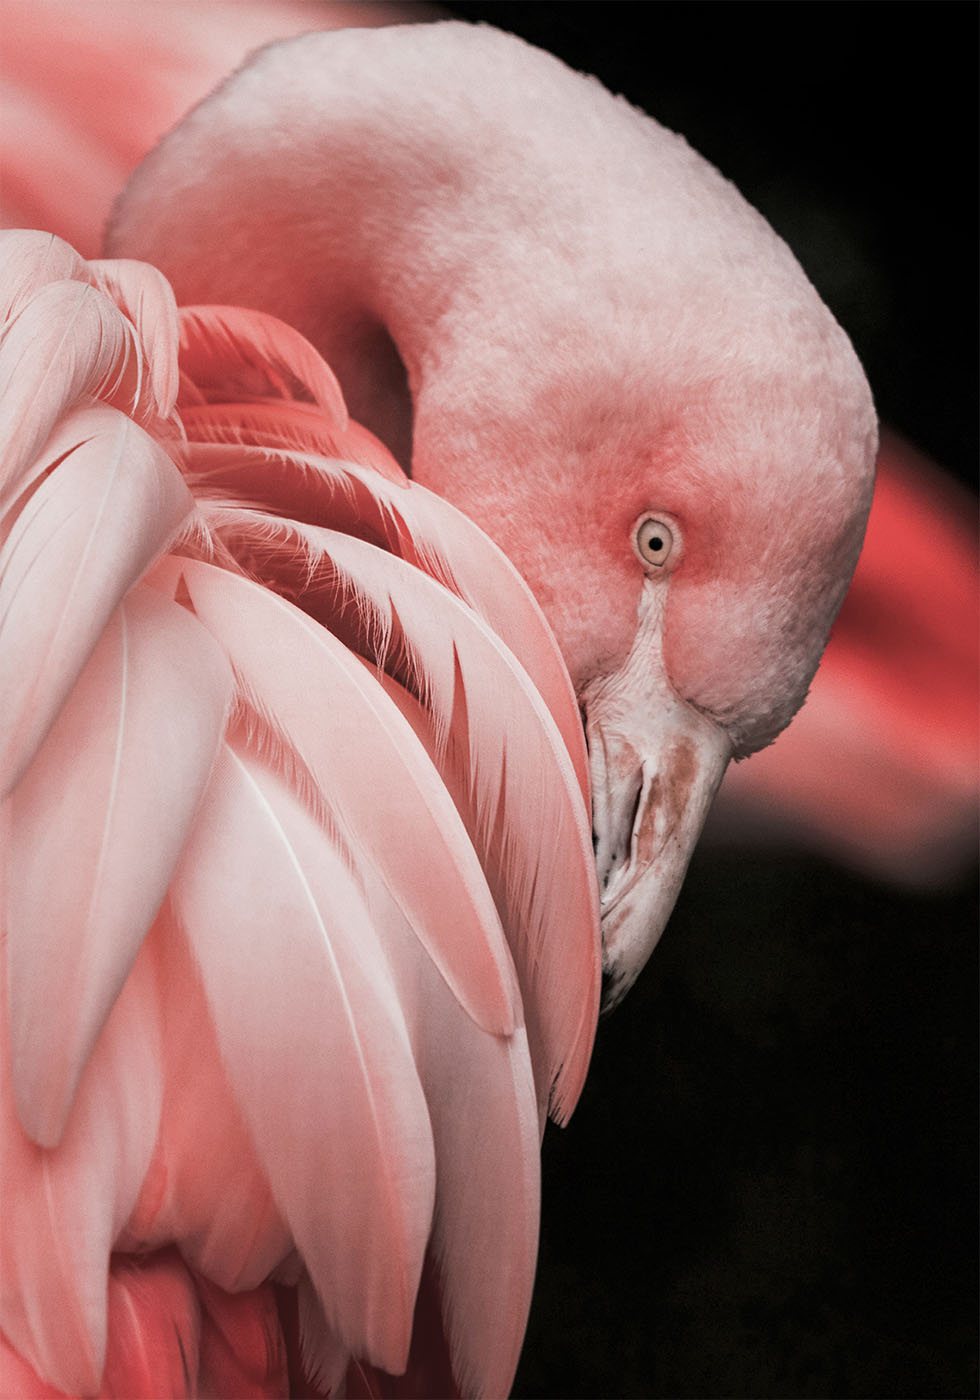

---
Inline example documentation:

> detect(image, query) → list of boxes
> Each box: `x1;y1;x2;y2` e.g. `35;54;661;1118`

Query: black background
439;5;978;1397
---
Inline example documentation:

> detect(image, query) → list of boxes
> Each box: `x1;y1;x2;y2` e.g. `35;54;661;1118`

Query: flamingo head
411;241;877;1007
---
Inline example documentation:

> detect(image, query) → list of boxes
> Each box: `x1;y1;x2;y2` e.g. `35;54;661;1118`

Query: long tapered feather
0;229;86;326
0;925;163;1394
171;738;436;1373
183;438;587;797
117;907;293;1297
0;278;146;497
87;258;181;420
314;526;598;1125
0;404;193;795
152;552;521;1038
179;398;408;485
348;861;540;1400
178;305;348;426
426;1018;539;1399
203;510;600;1120
6;584;232;1146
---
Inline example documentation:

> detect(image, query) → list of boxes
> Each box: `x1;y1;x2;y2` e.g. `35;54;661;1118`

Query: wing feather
183;438;586;797
86;258;181;419
178;305;348;427
429;1021;539;1399
351;868;540;1400
153;553;521;1038
171;739;436;1373
205;511;600;1121
117;906;293;1296
0;278;148;497
179;398;408;485
313;526;600;1124
6;585;232;1146
0;406;193;794
0;921;163;1394
0;229;87;325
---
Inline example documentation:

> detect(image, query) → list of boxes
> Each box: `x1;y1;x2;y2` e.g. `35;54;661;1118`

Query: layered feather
0;923;164;1393
87;259;181;420
380;881;541;1399
155;553;522;1038
199;509;600;1121
178;304;407;485
171;737;436;1373
0;230;601;1397
183;437;589;801
0;278;162;498
0;229;87;325
0;410;195;797
179;305;348;425
6;584;232;1146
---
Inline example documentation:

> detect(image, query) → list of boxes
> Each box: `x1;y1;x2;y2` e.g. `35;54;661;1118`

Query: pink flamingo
2;19;878;1397
1;0;973;890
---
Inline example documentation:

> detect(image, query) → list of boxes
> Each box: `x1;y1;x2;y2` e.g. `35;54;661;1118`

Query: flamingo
2;0;974;891
0;19;879;1399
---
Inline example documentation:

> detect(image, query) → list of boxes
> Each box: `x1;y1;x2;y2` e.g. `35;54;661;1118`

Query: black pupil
648;534;663;552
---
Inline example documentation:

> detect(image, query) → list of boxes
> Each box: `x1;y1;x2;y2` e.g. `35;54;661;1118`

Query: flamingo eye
633;515;677;569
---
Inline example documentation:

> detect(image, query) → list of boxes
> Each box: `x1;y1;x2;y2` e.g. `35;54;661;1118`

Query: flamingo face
407;308;875;1003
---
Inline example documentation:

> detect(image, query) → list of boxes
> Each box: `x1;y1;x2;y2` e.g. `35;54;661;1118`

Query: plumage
7;584;231;1147
0;223;590;1396
162;553;522;1040
0;403;193;792
170;737;435;1373
177;305;349;430
0;17;881;1399
0;926;163;1394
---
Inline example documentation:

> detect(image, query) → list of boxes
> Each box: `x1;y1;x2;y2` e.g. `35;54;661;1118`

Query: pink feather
87;259;181;419
201;510;600;1119
98;1253;203;1400
0;406;194;795
182;437;589;801
0;196;601;1392
0;927;163;1393
180;396;409;486
6;584;232;1146
119;909;292;1295
0;279;151;495
0;229;87;324
178;304;349;427
171;738;436;1373
157;552;522;1039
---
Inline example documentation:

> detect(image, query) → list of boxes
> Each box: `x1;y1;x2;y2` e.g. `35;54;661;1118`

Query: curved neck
108;23;655;471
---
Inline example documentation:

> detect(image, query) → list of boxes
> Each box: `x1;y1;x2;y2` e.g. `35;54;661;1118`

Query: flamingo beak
586;676;731;1009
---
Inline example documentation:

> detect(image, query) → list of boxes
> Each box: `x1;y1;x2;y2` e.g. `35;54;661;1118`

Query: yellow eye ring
633;515;677;569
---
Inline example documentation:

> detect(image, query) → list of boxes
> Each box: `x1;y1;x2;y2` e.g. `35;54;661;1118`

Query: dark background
440;4;978;1397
